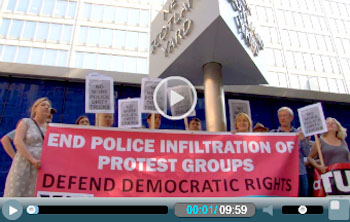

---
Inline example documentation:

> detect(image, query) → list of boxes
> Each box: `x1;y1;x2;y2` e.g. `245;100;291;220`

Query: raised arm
307;142;327;173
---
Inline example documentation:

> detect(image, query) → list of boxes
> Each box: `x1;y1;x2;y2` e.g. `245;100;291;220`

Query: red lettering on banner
36;125;299;197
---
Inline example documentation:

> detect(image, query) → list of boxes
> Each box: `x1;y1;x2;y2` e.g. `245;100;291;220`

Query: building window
57;50;68;67
0;19;10;37
337;79;347;94
48;24;62;42
85;53;97;69
116;7;128;24
139;10;149;27
83;3;92;20
36;22;49;41
67;1;77;18
7;0;16;11
54;0;67;17
289;74;300;89
110;55;123;71
2;45;16;62
322;56;332;73
61;25;72;44
87;27;100;46
303;53;314;71
30;48;44;65
126;31;139;50
103;6;116;23
90;4;104;22
22;21;36;40
16;47;30;64
42;0;55;16
124;57;137;73
137;58;148;74
97;54;111;71
9;20;24;39
75;52;84;68
299;75;310;90
128;8;140;25
100;29;113;47
29;0;42;14
318;77;329;92
16;0;30;12
331;57;340;74
294;52;305;70
43;49;57;66
284;51;295;69
78;26;88;45
114;30;126;49
309;77;319;91
138;32;149;51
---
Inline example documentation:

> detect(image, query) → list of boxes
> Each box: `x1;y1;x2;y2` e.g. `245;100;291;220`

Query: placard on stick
228;99;251;131
168;85;195;117
298;103;327;137
85;73;114;113
118;98;141;128
141;78;166;113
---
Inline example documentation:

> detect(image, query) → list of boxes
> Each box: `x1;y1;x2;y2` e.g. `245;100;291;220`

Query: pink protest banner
35;124;299;197
313;163;350;197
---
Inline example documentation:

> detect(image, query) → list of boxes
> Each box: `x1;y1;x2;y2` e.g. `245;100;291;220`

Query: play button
153;76;197;120
170;90;184;106
2;200;23;220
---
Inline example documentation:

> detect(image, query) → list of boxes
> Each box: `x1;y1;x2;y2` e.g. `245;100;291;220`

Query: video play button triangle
170;90;184;106
9;206;18;216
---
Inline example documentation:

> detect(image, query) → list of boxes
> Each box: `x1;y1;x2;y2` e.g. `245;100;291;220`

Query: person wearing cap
253;122;269;132
188;118;202;131
75;115;90;125
1;107;55;159
146;113;161;129
270;106;310;197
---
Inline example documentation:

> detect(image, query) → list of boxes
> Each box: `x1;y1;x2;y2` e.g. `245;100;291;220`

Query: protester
307;117;350;174
95;113;114;127
188;118;202;131
146;113;161;129
1;130;16;159
270;106;310;197
4;97;52;197
252;122;269;132
234;112;252;132
75;115;90;125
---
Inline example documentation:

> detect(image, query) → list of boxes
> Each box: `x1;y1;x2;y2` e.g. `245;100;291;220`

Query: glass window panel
114;30;126;49
48;24;62;42
345;21;350;34
294;12;303;28
266;72;279;87
285;11;294;27
83;3;92;20
330;2;339;16
258;27;270;44
7;0;16;11
340;59;350;75
67;1;76;18
54;0;67;17
16;47;30;63
314;0;322;13
30;48;43;64
285;51;295;68
29;0;42;14
257;6;267;22
329;19;338;33
318;77;329;92
312;54;323;72
57;50;68;67
75;52;84;68
319;17;327;31
330;57;340;74
91;4;103;22
274;50;284;67
36;22;49;41
328;78;338;93
84;53;97;69
139;10;149;27
289;31;299;47
263;48;275;66
42;0;54;16
104;6;115;22
302;14;312;29
303;53;314;71
16;0;29;12
62;25;72;43
100;29;113;47
310;16;320;31
280;30;290;46
87;27;100;46
22;21;36;39
124;56;137;73
128;8;140;25
294;52;305;70
334;38;344;54
78;26;88;45
138;32;148;51
97;54;111;70
308;34;318;50
9;20;24;39
137;58;147;74
270;28;279;44
324;36;334;52
126;32;138;50
337;79;346;94
299;75;310;90
43;49;57;66
337;20;346;34
298;32;308;49
116;7;128;24
309;77;319;91
278;73;288;87
0;19;10;37
289;74;300;89
266;7;274;23
322;56;332;73
342;39;350;53
2;45;16;62
110;55;123;71
316;35;326;51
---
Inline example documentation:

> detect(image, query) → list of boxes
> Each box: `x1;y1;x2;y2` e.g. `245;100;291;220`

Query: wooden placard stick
314;134;325;167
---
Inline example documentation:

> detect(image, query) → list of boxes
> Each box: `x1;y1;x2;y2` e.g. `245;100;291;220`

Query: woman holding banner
307;117;350;173
4;97;52;197
234;112;252;132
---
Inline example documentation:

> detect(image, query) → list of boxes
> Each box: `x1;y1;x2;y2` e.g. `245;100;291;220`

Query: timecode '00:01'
186;205;218;215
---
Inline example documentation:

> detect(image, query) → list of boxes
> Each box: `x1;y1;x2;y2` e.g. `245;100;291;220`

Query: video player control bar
33;206;168;214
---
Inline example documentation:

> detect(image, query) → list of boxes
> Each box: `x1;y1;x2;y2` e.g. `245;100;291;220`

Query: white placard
141;78;166;113
85;73;114;113
168;85;195;117
228;99;251;131
118;98;142;128
298;103;327;137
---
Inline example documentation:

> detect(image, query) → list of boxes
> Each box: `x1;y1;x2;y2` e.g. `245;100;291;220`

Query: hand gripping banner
36;124;299;197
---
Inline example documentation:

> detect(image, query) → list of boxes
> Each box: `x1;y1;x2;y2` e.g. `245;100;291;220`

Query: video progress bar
37;206;168;214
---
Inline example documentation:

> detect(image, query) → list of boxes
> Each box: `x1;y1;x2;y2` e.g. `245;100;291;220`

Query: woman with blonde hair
234;112;252;132
95;113;114;127
4;97;52;196
307;117;350;173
